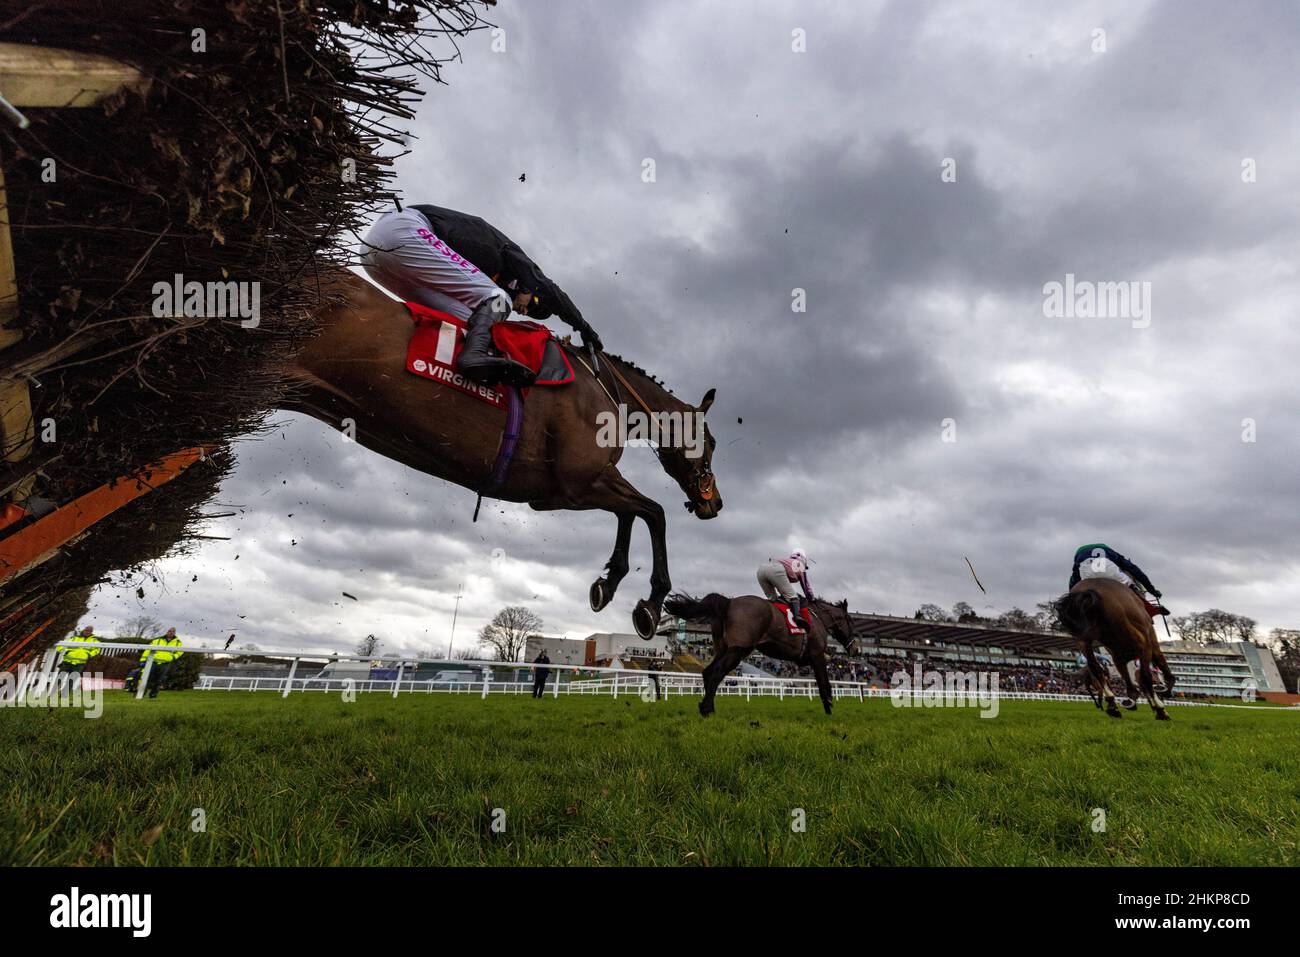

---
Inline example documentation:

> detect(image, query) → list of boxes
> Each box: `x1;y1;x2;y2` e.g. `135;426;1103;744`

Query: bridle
580;350;716;505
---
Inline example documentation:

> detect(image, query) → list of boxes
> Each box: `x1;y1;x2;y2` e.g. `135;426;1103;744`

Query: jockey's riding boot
788;596;806;632
458;297;533;387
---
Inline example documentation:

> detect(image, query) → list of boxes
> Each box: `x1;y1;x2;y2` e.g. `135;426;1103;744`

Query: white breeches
360;209;508;319
1078;557;1133;588
757;562;797;600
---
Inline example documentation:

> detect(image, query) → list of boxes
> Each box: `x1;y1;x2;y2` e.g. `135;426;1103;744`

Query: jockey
1069;543;1169;615
757;549;816;633
360;203;601;386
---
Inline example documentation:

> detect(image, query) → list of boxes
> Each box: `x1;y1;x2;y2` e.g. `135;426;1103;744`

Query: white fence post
282;657;299;698
393;660;405;699
136;656;153;700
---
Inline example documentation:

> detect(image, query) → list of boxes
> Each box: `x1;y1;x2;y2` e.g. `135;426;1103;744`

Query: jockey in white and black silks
757;549;816;633
1069;543;1169;615
360;203;601;386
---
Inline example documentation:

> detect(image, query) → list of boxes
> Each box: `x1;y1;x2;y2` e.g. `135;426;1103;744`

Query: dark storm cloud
87;0;1300;649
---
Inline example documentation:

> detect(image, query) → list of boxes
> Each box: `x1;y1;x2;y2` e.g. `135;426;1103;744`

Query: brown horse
663;592;856;716
1055;578;1176;720
282;273;722;638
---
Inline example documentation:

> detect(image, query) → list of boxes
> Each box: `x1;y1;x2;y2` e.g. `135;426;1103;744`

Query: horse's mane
560;336;672;393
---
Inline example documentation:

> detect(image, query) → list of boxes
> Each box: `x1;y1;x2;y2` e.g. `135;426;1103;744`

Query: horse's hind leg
1137;652;1171;720
1153;649;1176;695
589;513;633;612
699;647;744;718
1116;658;1140;710
1083;644;1122;718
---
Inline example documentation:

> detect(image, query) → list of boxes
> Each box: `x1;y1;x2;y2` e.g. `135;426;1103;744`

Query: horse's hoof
633;600;657;639
589;579;609;612
1155;710;1172;721
1121;698;1138;711
698;702;712;718
1106;707;1122;719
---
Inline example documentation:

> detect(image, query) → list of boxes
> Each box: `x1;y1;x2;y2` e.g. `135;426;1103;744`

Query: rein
571;347;716;505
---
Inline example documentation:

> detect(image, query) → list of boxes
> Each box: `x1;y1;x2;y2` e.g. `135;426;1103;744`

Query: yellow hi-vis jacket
62;634;101;666
141;636;184;664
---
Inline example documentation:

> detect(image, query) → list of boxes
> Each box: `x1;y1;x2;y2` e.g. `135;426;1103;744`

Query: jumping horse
282;273;722;638
1055;578;1176;720
663;592;856;716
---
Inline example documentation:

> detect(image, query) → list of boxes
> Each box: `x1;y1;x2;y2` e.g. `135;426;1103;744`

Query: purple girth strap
488;386;524;489
473;386;523;523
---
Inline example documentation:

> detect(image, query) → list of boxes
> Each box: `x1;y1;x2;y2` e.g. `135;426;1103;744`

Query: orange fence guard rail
0;446;209;585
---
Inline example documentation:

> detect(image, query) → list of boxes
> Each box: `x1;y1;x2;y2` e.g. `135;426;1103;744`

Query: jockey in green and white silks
1069;543;1168;614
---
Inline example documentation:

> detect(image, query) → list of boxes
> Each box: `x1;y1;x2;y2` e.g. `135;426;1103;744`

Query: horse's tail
664;592;731;644
1054;589;1101;636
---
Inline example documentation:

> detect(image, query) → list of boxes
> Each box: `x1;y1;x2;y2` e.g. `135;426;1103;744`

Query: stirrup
459;356;533;388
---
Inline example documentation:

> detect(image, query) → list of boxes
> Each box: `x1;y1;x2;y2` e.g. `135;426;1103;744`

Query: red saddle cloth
403;303;573;409
773;601;813;634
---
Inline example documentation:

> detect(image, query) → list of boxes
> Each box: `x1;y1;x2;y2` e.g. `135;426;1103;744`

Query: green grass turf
2;690;1297;866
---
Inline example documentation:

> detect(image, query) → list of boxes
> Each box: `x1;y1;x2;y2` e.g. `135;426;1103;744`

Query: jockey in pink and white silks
360;204;600;387
757;549;815;634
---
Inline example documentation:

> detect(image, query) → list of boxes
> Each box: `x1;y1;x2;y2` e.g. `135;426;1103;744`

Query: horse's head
661;387;722;520
815;598;857;654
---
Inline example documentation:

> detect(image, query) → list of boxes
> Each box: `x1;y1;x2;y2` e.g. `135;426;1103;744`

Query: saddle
772;600;813;636
403;303;575;512
404;302;574;403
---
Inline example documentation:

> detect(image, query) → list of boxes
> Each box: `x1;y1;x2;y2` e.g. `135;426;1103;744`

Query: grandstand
658;608;1289;699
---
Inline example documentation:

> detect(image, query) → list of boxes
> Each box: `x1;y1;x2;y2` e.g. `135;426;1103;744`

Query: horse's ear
699;388;716;415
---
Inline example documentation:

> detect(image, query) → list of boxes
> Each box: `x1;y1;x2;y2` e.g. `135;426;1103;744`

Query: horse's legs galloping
589;513;634;612
1136;648;1171;720
1115;658;1141;710
1082;643;1122;718
810;652;834;715
1152;647;1176;695
699;647;746;718
563;465;672;639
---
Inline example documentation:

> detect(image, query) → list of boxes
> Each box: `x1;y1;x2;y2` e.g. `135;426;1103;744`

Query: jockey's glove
574;321;602;353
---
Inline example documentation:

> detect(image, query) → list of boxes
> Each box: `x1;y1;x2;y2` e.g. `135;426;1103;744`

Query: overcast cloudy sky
87;0;1300;655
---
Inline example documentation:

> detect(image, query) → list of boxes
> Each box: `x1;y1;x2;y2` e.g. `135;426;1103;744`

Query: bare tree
356;634;383;657
1268;628;1300;693
995;607;1036;631
119;615;162;639
914;604;952;622
478;607;542;662
1170;609;1257;646
951;601;978;623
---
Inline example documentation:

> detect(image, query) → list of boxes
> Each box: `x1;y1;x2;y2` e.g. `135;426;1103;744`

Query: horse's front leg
810;652;834;716
571;466;670;639
639;498;671;639
589;512;634;612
